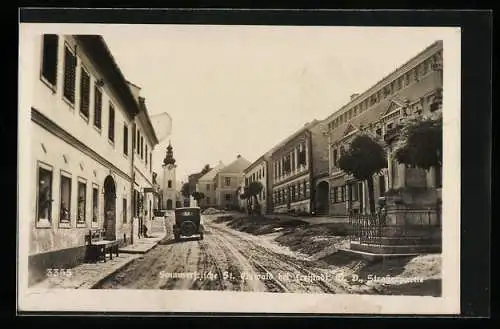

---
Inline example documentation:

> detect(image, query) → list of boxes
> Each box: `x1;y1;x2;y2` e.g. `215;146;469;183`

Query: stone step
373;236;441;245
350;241;442;254
336;248;420;261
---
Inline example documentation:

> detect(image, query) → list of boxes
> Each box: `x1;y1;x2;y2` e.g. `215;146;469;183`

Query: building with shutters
269;120;330;215
196;161;225;209
323;40;443;217
214;155;251;209
241;151;273;215
27;34;159;286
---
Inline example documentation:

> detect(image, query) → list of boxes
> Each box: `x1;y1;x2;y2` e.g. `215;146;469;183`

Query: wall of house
33;35;133;178
310;124;330;179
30;34;136;255
31;122;132;254
196;179;216;208
243;159;269;214
215;173;241;208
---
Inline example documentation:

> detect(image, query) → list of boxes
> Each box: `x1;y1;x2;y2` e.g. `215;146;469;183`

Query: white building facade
28;34;156;286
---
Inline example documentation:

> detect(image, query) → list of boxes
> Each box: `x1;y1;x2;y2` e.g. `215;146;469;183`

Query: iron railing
349;206;442;245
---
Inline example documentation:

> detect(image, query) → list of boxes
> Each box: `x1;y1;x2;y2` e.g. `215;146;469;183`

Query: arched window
168;180;172;188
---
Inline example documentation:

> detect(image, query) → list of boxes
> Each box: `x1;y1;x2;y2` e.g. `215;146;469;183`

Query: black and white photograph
18;17;462;314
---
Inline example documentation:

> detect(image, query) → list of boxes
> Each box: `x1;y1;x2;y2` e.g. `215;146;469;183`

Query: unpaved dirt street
95;215;349;293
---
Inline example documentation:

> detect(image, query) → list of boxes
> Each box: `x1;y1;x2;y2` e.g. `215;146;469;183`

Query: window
37;164;53;225
132;126;136;149
351;183;359;201
387;123;393;130
136;130;140;154
79;67;90;118
145;145;148;164
206;184;210;191
150;153;152;172
108;103;115;142
435;165;442;188
77;181;86;224
41;34;58;87
60;174;72;223
225;194;231;201
123;198;127;223
92;186;98;224
140;136;144;159
376;128;382;136
94;85;102;128
123;124;128;155
63;45;77;104
379;175;386;195
404;73;410;86
206;197;210;204
225;177;231;186
168;180;172;188
333;149;338;167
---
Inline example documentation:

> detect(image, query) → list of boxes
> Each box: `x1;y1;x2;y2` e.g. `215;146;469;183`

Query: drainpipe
307;130;314;214
130;120;136;245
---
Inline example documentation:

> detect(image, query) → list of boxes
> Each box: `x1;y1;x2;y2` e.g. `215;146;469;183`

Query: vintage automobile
173;207;204;241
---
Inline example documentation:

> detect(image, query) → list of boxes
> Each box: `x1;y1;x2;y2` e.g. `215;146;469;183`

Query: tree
180;182;191;199
200;164;211;176
191;191;205;204
239;186;252;215
338;134;387;214
247;181;264;215
395;115;442;171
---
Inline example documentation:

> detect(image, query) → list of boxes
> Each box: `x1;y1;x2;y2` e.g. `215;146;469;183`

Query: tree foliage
200;164;212;176
338;134;387;181
191;191;205;202
395;115;442;171
180;182;191;198
338;134;387;214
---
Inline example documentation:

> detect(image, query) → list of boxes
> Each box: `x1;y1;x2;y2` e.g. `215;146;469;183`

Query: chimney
350;93;359;100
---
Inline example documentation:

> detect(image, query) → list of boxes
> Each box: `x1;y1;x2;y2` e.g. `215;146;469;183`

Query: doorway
103;175;116;240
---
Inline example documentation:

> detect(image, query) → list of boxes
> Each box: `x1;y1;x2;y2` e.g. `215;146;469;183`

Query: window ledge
40;75;57;94
58;222;72;229
93;125;102;134
79;111;90;123
36;219;52;229
91;221;99;228
76;222;87;228
62;96;75;109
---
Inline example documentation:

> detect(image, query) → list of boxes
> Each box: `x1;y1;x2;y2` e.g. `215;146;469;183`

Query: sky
101;26;447;182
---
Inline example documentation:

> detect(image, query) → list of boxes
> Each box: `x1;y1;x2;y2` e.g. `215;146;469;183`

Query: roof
328;96;407;144
218;156;251;174
268;120;320;157
198;162;225;181
323;40;443;124
75;35;140;120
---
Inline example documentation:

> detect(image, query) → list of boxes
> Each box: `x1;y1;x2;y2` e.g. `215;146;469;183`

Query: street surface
95;215;347;293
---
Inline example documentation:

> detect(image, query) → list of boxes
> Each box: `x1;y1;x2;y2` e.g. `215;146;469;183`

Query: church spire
163;140;176;166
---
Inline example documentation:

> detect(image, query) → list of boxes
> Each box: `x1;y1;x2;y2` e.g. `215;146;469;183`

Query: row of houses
28;34;162;285
238;40;443;217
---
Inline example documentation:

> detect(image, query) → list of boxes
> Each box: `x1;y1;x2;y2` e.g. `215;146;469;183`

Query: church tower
161;141;177;210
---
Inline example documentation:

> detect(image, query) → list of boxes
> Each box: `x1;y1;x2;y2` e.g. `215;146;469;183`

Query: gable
343;123;357;136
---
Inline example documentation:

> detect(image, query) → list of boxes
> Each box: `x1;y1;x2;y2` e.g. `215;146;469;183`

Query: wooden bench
85;229;120;263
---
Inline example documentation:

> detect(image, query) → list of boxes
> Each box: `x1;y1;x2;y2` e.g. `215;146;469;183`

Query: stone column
294;148;298;174
305;140;309;168
397;163;406;188
426;167;436;188
387;149;393;189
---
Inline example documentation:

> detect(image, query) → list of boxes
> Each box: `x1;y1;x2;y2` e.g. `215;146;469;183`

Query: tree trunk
366;176;376;214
